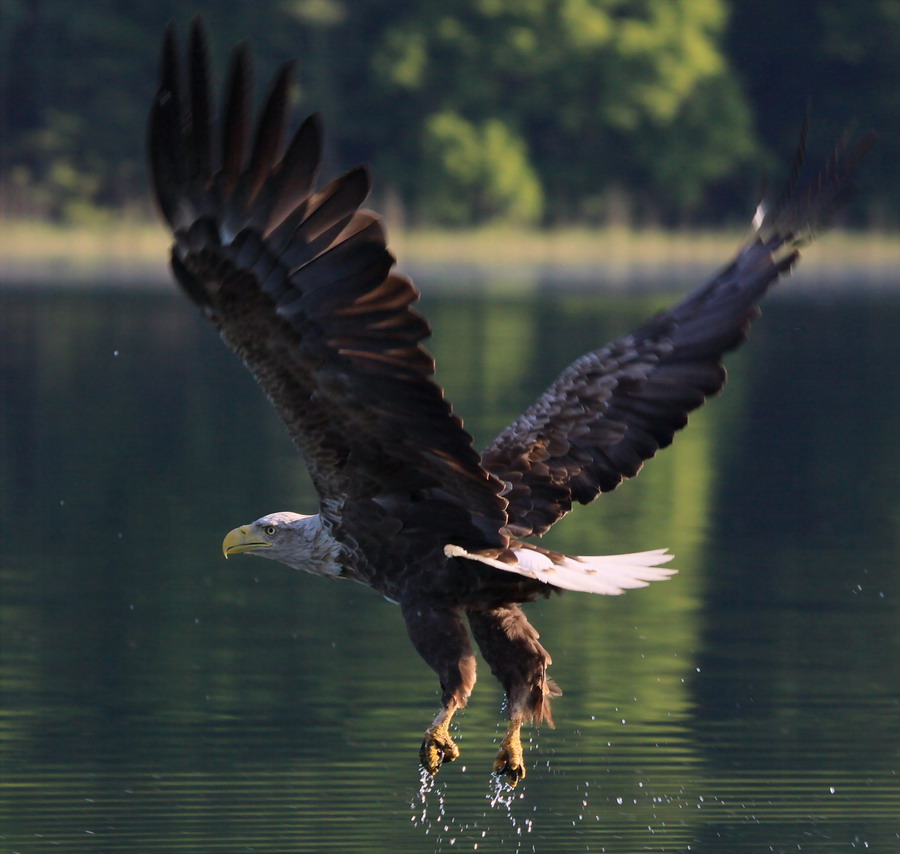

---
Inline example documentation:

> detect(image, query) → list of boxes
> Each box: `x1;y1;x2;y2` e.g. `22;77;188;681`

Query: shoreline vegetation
2;219;897;290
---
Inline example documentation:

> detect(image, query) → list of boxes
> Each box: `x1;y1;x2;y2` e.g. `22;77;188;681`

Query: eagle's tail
445;543;675;595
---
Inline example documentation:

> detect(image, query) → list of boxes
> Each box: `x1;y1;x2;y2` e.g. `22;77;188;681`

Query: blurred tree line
1;0;896;226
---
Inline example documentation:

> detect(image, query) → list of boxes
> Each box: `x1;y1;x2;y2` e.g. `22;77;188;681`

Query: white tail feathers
445;544;676;596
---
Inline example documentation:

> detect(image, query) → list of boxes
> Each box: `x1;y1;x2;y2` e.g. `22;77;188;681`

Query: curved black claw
493;731;526;786
420;726;460;775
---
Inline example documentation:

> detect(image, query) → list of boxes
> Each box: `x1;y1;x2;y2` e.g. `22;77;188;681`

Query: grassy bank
2;219;897;288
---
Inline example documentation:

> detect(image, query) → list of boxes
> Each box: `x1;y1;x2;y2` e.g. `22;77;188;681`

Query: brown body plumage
149;20;871;784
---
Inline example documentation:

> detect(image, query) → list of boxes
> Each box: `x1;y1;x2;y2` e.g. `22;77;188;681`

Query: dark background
2;282;898;851
1;0;896;226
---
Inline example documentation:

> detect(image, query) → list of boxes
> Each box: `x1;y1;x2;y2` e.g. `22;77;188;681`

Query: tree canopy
1;0;895;226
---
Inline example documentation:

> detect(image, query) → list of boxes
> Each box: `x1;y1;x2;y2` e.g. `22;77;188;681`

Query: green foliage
726;0;900;224
420;111;543;224
628;72;757;213
0;0;894;225
367;0;749;222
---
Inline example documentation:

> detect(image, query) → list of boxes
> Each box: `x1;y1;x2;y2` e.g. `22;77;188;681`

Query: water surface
1;276;898;852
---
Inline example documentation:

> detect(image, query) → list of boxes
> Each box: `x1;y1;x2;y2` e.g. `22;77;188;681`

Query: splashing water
411;765;447;832
409;762;539;853
409;713;545;851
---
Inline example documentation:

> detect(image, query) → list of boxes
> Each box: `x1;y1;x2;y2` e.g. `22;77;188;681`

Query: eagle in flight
149;20;870;785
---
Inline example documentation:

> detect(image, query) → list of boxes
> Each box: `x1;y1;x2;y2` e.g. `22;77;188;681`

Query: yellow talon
420;722;460;775
493;723;526;786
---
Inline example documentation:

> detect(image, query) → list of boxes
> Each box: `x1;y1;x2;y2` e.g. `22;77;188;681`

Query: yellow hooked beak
222;525;273;558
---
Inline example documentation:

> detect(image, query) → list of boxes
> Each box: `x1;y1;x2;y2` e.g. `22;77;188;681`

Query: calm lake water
1;271;899;853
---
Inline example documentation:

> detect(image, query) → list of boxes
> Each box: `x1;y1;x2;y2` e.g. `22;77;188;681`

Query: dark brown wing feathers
482;130;873;539
151;19;870;552
149;20;507;550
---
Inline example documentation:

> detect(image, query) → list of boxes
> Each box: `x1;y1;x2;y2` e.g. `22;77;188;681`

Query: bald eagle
149;21;871;785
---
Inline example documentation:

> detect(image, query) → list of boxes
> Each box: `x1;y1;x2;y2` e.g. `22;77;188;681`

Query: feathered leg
401;600;477;775
467;605;561;785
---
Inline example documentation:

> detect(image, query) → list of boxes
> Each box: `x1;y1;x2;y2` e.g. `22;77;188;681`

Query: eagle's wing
481;127;873;538
149;21;507;549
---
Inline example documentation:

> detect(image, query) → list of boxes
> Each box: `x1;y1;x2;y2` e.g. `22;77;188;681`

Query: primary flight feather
149;19;871;785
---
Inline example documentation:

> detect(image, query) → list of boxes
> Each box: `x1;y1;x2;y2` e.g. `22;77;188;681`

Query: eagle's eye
263;525;277;537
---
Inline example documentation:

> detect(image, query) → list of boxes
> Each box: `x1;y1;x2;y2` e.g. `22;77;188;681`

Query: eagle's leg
495;716;525;784
467;605;561;786
421;703;460;774
401;600;476;775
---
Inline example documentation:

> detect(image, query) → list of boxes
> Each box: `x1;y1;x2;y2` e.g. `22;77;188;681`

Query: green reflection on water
1;284;898;852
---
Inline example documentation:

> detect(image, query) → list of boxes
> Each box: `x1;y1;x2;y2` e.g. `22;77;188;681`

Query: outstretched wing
148;20;507;549
481;128;873;538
